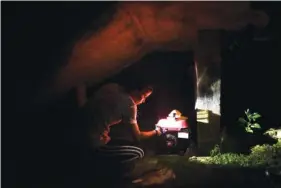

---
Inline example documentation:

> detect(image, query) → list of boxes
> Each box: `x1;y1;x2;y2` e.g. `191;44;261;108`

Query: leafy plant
210;144;221;157
238;109;262;134
203;139;281;168
208;153;250;167
264;128;281;140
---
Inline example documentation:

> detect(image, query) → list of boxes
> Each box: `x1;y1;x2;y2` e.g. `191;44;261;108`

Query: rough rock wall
46;2;268;102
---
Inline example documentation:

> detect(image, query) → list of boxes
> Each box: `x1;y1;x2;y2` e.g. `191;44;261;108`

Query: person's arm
131;123;160;141
124;104;160;141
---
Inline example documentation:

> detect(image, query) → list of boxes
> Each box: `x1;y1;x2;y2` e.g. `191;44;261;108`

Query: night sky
2;2;281;187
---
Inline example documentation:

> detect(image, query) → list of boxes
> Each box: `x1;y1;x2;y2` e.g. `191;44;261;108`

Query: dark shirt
82;83;138;149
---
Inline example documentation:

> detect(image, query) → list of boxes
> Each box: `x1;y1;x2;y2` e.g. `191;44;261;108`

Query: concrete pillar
194;30;221;155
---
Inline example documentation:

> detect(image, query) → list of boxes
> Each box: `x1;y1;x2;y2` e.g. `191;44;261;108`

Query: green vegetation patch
191;139;281;168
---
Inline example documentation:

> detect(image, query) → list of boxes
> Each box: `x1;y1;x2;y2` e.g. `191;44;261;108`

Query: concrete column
194;30;221;155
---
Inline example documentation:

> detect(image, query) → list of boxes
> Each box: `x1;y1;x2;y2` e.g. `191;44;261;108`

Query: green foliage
264;128;281;140
208;153;250;167
210;144;221;157
205;139;281;168
248;142;281;167
238;109;262;134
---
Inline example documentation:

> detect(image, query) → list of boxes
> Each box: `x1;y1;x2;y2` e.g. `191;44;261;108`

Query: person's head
113;75;153;105
129;86;153;105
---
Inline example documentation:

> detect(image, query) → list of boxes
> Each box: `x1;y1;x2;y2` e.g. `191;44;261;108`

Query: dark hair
120;80;152;93
101;63;153;93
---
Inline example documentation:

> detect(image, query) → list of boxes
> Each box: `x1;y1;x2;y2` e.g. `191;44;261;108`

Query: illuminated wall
194;30;221;115
194;30;221;153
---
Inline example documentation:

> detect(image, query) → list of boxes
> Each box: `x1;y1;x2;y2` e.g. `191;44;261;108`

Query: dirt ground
125;155;271;188
36;154;278;188
70;155;274;188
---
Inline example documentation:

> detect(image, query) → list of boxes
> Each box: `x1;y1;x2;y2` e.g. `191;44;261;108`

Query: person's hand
155;126;163;136
100;129;111;144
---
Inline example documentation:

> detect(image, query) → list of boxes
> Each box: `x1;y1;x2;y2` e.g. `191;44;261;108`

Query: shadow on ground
39;155;274;188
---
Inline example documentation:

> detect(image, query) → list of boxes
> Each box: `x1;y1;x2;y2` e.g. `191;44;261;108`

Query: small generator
155;110;191;155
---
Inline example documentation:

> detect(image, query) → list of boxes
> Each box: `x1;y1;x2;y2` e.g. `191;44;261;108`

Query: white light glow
178;132;189;139
156;118;187;129
195;79;221;116
197;119;209;124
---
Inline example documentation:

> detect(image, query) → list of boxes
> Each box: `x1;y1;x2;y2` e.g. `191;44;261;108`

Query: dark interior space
103;51;196;155
2;1;281;188
108;52;195;122
221;27;281;130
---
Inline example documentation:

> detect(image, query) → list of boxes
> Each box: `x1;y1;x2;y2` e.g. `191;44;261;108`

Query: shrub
264;128;281;140
210;144;221;157
208;153;250;167
205;139;281;168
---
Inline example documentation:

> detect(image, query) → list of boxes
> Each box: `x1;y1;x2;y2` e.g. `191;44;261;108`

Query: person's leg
97;145;144;164
104;139;163;179
95;139;144;179
106;138;139;147
96;139;176;186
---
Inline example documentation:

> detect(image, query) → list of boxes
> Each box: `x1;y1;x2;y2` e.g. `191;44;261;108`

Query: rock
131;167;176;187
